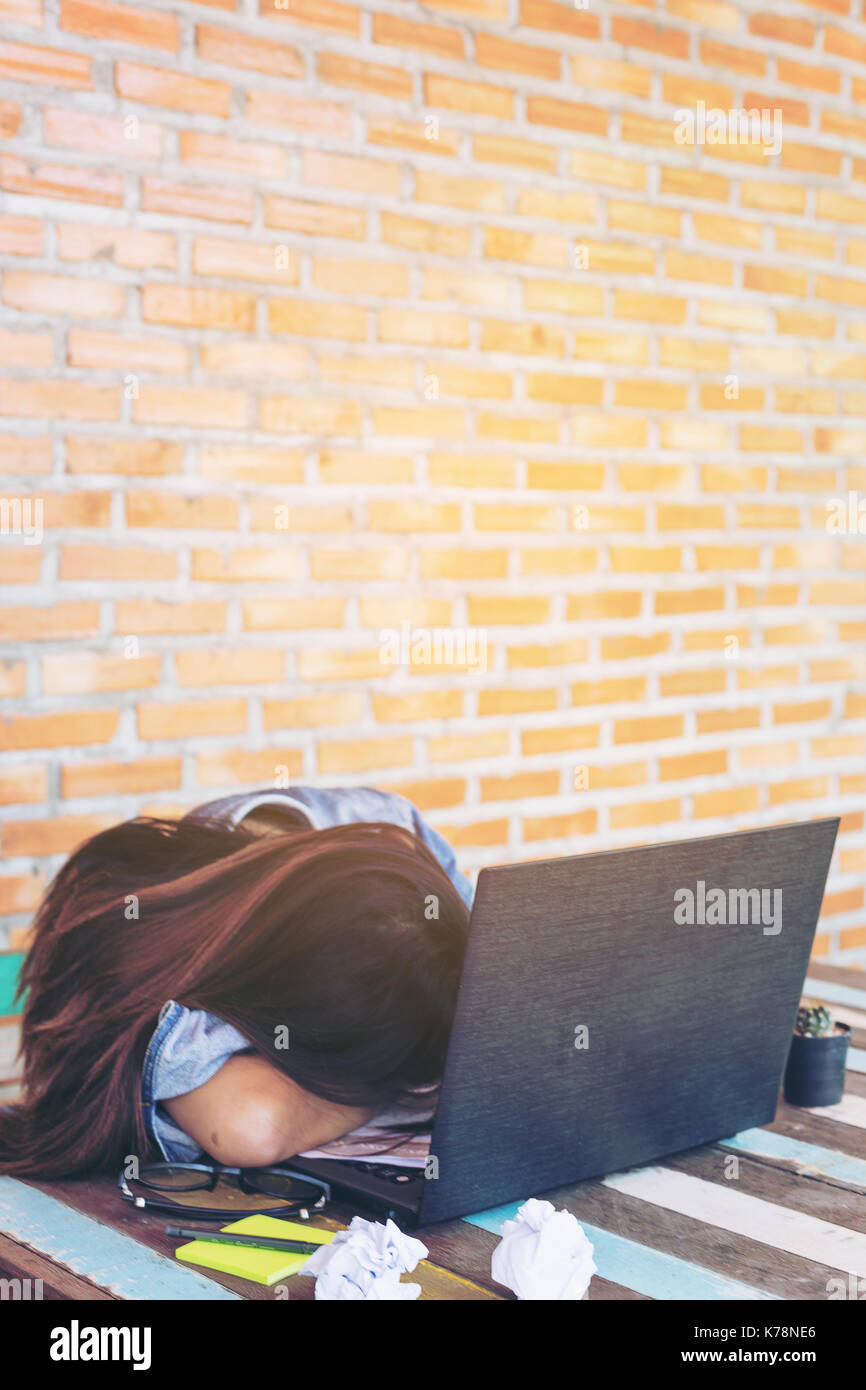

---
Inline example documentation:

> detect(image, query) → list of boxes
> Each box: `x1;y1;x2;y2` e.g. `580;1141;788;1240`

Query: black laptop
288;817;839;1227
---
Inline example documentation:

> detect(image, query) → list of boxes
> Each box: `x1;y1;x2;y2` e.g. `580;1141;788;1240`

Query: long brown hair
0;816;470;1178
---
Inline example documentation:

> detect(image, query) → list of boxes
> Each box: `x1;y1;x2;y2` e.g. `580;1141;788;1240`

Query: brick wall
1;0;866;960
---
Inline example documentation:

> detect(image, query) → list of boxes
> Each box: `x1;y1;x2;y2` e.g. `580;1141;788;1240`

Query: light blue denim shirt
140;786;474;1162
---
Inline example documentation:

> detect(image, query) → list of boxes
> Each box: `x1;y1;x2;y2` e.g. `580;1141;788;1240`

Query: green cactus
795;1000;834;1037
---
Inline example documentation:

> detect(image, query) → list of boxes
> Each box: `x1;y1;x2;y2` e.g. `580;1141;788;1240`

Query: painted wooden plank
558;1177;840;1300
0;1177;242;1300
808;963;866;989
831;1004;866;1030
0;1230;118;1301
602;1166;866;1276
720;1128;866;1189
466;1201;780;1300
0;954;24;1018
848;1047;866;1074
0;1020;21;1080
804;975;866;1011
806;1093;866;1130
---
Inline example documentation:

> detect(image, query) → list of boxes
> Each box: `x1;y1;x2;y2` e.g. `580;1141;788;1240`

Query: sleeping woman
0;787;473;1179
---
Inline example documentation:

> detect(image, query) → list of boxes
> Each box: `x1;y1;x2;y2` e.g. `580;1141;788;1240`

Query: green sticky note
175;1215;334;1287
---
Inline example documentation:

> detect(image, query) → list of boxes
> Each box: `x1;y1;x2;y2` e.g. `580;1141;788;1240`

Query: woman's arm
164;1053;377;1167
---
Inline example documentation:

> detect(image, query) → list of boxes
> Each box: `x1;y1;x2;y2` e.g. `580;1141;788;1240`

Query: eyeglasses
118;1161;331;1222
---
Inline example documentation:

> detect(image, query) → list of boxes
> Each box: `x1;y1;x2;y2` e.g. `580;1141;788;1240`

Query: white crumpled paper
301;1216;429;1300
490;1198;597;1300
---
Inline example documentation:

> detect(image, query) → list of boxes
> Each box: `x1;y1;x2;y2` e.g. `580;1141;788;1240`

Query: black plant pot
783;1024;850;1107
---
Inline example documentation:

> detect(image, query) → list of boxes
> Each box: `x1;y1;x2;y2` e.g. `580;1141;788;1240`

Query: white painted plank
806;1092;866;1130
603;1166;866;1276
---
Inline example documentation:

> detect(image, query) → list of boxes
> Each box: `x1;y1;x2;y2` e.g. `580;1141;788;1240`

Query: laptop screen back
419;818;839;1224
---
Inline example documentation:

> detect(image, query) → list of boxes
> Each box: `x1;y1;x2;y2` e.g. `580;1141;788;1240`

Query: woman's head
0;815;471;1177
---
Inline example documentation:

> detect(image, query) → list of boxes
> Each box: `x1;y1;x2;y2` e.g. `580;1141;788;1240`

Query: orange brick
0;100;21;136
523;809;597;842
0;764;46;806
434;819;508;848
58;223;174;268
0;876;44;917
59;543;177;581
258;0;360;37
130;383;246;429
527;95;607;135
667;0;738;29
424;73;513;119
0;215;43;258
0;154;122;206
571;148;645;191
825;23;866;64
318;736;412;775
260;395;361;434
137;698;247;740
60;0;179;49
126;491;238;530
62;756;181;799
318;52;411;99
116;61;230;115
611;16;689;58
476;33;559;79
248;90;352;138
176;647;284;685
693;786;761;818
3;270;124;320
374;691;464;723
245;598;345;631
660;167;729;203
372;13;464;59
179;131;288;180
116;600;227;634
196;747;305;786
195;22;303;75
519;0;598;38
610;798;682;830
378;308;468;347
65;437;181;476
0;378;118;420
41;650;161;694
0;709;118;751
3;815;116;857
43;106;164;159
748;12;815;47
142;284;256;331
367;116;460;157
302;149;400;196
572;53;651;97
0;38;92;87
140;176;254;224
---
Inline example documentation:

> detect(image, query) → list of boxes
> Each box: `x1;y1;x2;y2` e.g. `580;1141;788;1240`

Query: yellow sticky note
175;1215;334;1287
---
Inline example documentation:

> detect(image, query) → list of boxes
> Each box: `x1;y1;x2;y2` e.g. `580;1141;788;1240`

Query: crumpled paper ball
301;1216;428;1300
490;1198;597;1300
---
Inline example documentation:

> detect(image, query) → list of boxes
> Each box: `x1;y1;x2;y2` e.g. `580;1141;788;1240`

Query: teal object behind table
0;952;25;1017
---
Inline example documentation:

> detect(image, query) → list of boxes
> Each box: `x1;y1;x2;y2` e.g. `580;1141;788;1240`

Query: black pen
165;1225;323;1254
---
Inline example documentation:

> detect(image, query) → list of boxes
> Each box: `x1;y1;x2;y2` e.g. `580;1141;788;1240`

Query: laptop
288;816;839;1227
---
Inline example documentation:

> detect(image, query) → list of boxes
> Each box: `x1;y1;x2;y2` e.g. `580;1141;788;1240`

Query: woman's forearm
164;1053;377;1167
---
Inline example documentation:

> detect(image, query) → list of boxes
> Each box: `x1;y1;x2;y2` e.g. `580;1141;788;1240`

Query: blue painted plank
466;1200;779;1300
721;1128;866;1189
0;1177;241;1299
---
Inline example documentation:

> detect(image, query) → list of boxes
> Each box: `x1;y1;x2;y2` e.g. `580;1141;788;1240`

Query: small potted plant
783;1000;850;1107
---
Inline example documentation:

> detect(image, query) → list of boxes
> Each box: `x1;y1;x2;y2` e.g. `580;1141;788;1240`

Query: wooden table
1;961;865;1302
